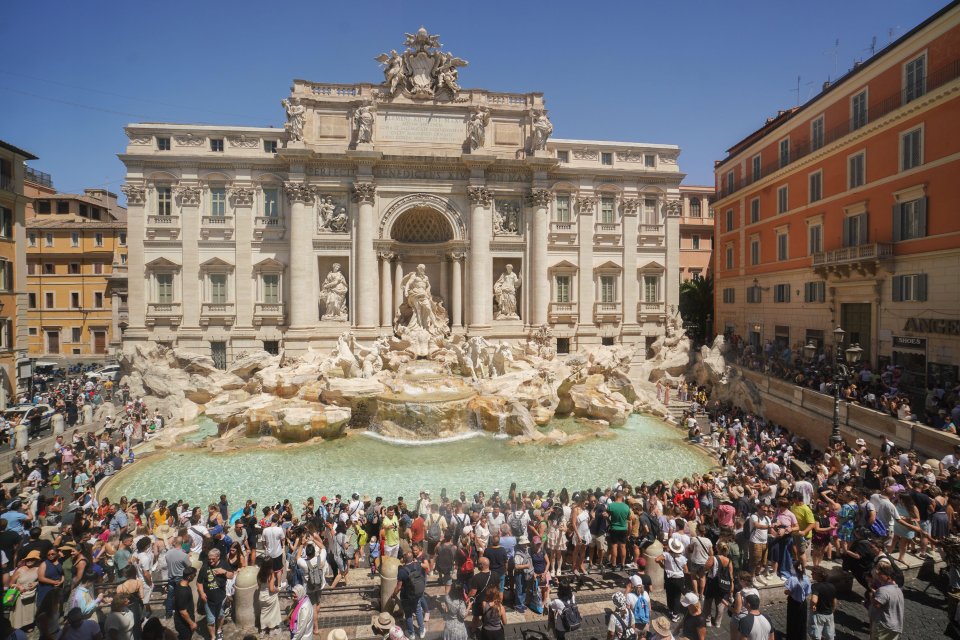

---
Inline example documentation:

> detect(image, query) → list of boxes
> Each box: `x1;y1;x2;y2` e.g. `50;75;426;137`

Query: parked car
3;403;55;438
85;364;121;383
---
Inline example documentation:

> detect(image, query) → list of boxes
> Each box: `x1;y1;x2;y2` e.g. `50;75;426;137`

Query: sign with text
892;335;927;350
378;112;465;144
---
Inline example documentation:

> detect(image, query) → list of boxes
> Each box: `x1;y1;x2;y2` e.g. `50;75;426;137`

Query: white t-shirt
187;524;208;555
663;551;687;578
794;480;814;505
749;514;770;544
487;512;505;531
942;454;960;469
263;525;285;559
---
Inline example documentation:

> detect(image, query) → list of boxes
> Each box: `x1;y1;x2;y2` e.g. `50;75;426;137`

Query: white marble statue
331;331;382;379
531;109;553;151
467;107;489;151
319;197;348;233
353;103;375;144
489;342;514;377
398;264;446;337
493;201;519;235
281;98;305;142
375;49;406;95
435;51;467;95
494;264;521;320
319;263;348;320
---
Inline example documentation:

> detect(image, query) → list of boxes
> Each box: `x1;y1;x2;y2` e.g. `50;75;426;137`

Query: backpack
426;515;442;543
306;558;325;586
509;513;525;538
560;599;582;632
716;557;734;593
640;512;661;543
400;561;426;600
876;554;904;588
610;611;636;640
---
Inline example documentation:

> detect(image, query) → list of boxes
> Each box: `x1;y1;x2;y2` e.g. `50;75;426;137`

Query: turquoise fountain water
103;414;714;506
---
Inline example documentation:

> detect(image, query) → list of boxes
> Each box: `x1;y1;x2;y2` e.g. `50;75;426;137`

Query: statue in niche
319;263;348;320
319;196;348;233
494;264;521;320
281;98;305;142
467;107;490;151
398;264;446;337
352;102;375;144
530;109;553;151
493;201;519;235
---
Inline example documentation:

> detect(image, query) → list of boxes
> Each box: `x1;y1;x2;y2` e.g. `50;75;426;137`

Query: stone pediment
549;260;579;271
253;257;286;271
145;257;181;270
200;257;235;270
639;260;665;271
594;260;623;273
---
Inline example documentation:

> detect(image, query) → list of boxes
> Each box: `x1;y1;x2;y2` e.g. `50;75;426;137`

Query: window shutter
892;204;901;242
918;274;928;302
892;276;902;302
863;213;869;243
918;197;927;237
842;217;850;247
819;282;825;303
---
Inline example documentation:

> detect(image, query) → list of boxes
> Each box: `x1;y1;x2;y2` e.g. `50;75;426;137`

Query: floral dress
837;502;858;543
546;519;565;552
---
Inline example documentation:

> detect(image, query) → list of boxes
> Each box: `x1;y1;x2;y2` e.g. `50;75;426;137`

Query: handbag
2;587;20;608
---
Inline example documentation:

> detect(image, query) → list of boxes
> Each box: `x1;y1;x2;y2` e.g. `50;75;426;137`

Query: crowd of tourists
1;395;959;640
726;332;959;431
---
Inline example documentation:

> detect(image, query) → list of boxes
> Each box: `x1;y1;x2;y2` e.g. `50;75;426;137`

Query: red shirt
410;516;425;543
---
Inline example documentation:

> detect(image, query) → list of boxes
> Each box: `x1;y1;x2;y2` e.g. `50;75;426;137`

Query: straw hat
372;612;395;634
668;538;685;554
25;550;42;561
650;617;673;637
326;630;348;640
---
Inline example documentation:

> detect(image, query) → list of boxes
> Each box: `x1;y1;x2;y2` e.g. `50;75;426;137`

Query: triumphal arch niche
121;27;683;361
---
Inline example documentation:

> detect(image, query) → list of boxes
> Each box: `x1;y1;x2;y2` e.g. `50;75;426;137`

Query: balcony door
841;303;872;364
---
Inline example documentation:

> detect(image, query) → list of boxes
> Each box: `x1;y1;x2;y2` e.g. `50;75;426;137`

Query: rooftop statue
375;27;468;100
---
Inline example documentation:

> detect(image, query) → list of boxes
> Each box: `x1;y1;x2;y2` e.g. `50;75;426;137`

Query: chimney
822;80;831;90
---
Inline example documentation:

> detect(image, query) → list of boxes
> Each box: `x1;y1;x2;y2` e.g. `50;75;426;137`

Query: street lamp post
830;325;864;446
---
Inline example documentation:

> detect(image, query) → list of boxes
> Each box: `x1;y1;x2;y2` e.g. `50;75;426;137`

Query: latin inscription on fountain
378;112;465;143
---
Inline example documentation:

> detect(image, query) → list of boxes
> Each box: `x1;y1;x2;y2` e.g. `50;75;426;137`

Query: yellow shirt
790;504;816;540
382;515;400;546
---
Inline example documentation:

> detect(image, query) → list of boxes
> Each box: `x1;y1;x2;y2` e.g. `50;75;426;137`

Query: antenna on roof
793;75;800;106
824;38;840;78
867;36;877;56
887;26;900;45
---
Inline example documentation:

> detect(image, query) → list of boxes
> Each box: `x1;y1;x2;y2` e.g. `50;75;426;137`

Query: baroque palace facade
120;30;684;365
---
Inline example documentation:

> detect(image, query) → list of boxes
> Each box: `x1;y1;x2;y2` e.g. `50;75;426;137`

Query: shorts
270;555;284;572
589;534;607;552
384;543;400;558
204;600;224;625
689;562;705;576
795;536;810;556
750;542;768;570
608;529;627;545
307;585;323;606
920;520;931;535
809;612;835;640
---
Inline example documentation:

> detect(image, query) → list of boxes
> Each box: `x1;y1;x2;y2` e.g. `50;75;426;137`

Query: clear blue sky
0;0;949;195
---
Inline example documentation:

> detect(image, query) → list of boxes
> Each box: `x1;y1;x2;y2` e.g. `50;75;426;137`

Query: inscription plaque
378;112;465;143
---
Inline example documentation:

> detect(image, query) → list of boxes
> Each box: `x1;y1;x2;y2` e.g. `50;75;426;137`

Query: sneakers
671;614;681;623
216;632;224;640
417;627;426;639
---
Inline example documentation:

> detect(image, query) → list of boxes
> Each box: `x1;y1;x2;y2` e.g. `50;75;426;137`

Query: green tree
679;274;713;344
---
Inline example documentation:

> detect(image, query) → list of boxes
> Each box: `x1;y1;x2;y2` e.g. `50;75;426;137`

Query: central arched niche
391;207;454;244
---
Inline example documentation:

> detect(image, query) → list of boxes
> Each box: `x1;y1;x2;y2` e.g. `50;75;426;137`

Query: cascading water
494;412;509;439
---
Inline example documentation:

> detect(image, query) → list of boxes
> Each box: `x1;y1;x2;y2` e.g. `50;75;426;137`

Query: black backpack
509;513;525;538
401;561;426;600
875;554;904;588
426;515;443;543
560;599;582;631
640;512;661;542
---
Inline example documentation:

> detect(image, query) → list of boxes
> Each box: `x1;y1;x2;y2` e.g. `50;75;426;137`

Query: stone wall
737;368;958;458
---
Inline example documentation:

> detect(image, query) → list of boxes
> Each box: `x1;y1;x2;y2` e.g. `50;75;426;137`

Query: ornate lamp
845;343;864;365
803;340;817;361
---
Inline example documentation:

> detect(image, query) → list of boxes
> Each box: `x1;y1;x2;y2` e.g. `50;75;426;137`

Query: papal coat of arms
375;27;468;100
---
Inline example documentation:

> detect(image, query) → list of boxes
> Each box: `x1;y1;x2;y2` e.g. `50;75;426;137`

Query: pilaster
527;188;551;326
467;185;492;330
664;198;682;318
621;198;641;334
576;193;596;327
449;252;464;328
286;180;317;329
352;182;379;329
379;251;394;328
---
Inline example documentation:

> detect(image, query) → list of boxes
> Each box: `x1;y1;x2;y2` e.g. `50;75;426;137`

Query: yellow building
23;177;127;360
0;140;35;407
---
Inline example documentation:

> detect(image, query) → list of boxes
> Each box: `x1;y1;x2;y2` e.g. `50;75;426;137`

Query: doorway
93;331;106;355
46;331;60;355
840;303;872;363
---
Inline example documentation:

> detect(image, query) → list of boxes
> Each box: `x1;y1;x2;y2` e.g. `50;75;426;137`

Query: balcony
637;301;666;321
593;301;622;323
254;302;285;327
813;242;893;277
146;215;180;240
549;221;577;244
593;222;622;245
638;224;664;247
0;174;13;193
548;301;578;323
145;302;182;327
200;302;236;326
200;215;234;241
253;216;286;241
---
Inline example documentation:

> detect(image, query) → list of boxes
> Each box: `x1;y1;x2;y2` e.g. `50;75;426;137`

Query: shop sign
892;335;926;350
903;318;960;335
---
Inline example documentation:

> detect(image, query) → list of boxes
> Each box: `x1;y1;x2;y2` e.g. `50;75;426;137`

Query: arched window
690;198;702;217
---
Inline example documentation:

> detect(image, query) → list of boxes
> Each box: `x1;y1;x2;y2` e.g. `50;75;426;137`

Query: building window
157;187;172;215
599;275;616;303
777;186;788;214
27;327;37;336
28;233;36;247
601;152;613;166
750;198;760;224
746;286;761;303
210;138;224;152
45;292;54;308
0;319;11;350
94;292;104;308
900;128;922;171
71;292;80;309
725;171;734;194
79;204;88;217
263;188;279;217
262;274;281;304
690;270;702;281
848;152;865;189
45;233;54;247
777;232;788;261
156;273;174;304
893;197;927;241
643;199;658;225
555;275;571;303
69;263;80;275
43;262;55;275
774;284;790;303
264;140;278;154
725;246;734;270
27;263;35;275
119;232;127;245
751;154;761;181
643;275;660;303
644;154;655;168
93;262;103;274
811;116;824;151
725;209;734;232
851;90;868;130
211;342;227;370
904;54;926;103
804;281;825;303
556;150;569;163
0;207;11;239
28;293;37;309
210;188;226;216
808;223;823;254
750;239;760;266
36;200;51;214
556;337;570;354
779;138;790;167
71;232;80;247
156;136;171;151
120;254;127;265
263;340;280;355
692;235;700;250
56;200;70;214
690;199;701;217
843;212;869;247
555;196;571;222
892;274;927;301
722;287;735;304
809;171;822;203
71;327;82;343
0;261;10;291
208;273;228;304
599;197;615;223
94;232;103;247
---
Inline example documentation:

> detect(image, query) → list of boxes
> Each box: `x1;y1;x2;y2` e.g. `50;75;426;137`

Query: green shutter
918;274;928;302
892;204;901;242
842;217;850;247
918;197;927;237
892;276;902;302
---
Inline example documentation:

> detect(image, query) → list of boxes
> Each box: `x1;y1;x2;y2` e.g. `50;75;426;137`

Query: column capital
664;198;683;217
284;181;315;203
527;188;551;208
467;185;492;206
121;183;146;205
620;197;641;215
377;251;395;262
576;193;597;214
351;182;377;203
447;251;466;262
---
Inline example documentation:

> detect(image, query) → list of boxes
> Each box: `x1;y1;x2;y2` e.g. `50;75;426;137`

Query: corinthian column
449;252;464;328
467;186;492;329
352;182;379;329
379;252;394;328
285;182;316;328
528;188;551;325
